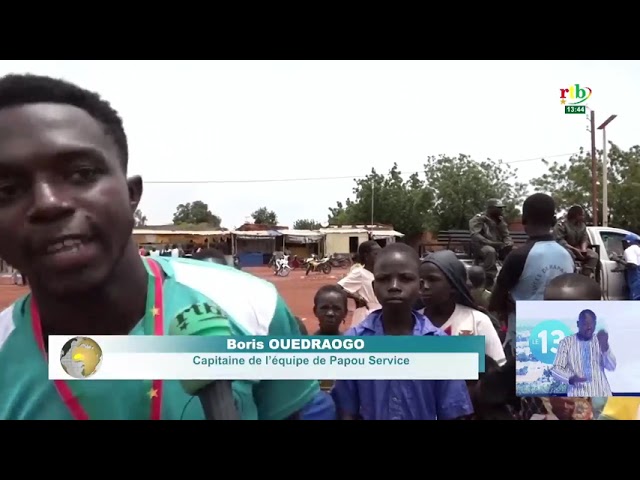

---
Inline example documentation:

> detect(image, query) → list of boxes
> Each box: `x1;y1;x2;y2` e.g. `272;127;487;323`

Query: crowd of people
0;73;638;420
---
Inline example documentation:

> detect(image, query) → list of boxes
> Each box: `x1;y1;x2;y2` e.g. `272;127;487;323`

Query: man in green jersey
0;74;318;420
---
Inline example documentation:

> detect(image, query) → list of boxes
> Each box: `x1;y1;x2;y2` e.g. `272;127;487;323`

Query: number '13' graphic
537;329;565;354
528;320;574;365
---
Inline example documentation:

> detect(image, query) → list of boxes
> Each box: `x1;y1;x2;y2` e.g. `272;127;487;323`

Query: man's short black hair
313;284;348;308
545;273;602;300
357;240;379;262
467;266;486;288
522;193;556;227
567;205;585;220
0;73;128;170
377;242;419;264
578;309;596;322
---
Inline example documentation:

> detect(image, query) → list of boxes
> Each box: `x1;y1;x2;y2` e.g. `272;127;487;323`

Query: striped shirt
551;334;616;397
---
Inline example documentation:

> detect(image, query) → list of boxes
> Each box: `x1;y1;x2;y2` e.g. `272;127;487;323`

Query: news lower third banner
48;336;485;381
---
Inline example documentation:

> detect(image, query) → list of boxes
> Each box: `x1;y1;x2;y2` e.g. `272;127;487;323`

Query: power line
143;152;576;185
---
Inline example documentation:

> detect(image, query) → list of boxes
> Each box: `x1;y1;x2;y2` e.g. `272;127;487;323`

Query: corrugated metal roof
282;229;324;237
371;230;405;238
231;230;282;237
132;229;228;236
320;228;368;234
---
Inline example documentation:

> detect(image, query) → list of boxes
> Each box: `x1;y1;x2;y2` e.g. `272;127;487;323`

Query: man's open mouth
37;234;100;271
45;237;87;255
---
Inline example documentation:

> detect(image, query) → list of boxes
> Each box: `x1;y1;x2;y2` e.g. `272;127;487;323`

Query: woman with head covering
622;233;640;300
419;250;506;366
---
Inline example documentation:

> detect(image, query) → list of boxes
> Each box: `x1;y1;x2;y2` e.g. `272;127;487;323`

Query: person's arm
469;216;492;245
338;269;367;307
332;379;360;420
254;295;320;420
488;247;528;318
553;221;571;249
499;221;513;246
602;349;616;371
623;246;639;269
550;338;573;384
598;337;616;372
434;379;474;420
475;313;507;366
576;224;589;251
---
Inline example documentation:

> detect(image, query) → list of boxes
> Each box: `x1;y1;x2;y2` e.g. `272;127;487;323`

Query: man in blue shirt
332;243;474;420
490;193;575;355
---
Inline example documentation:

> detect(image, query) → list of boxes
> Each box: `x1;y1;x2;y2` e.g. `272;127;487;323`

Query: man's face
373;252;420;308
488;206;503;219
365;243;381;267
577;313;596;339
0;103;141;295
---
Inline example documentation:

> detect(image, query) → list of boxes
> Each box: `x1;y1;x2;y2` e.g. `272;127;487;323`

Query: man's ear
127;175;143;212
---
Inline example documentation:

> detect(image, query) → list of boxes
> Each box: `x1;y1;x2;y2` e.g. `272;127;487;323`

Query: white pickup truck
587;226;632;300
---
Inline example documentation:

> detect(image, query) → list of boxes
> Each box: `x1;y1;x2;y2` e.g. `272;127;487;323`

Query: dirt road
0;266;355;333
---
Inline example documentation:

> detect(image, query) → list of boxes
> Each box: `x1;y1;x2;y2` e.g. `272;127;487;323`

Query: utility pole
589;110;598;226
370;181;375;226
598;114;617;227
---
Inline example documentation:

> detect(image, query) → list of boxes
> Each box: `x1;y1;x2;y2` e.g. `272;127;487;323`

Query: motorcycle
300;254;317;270
274;255;292;277
306;255;332;276
329;253;352;268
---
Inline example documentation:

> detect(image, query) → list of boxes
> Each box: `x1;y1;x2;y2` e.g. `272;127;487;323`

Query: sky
2;60;639;229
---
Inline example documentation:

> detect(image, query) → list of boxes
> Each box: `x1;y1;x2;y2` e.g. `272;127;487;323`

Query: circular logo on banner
60;336;103;379
528;320;574;365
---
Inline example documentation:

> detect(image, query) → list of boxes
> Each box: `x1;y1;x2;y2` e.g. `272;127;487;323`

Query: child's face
374;252;420;308
313;292;347;333
419;262;451;306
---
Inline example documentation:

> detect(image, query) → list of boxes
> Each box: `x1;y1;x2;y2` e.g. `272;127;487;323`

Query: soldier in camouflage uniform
469;199;514;283
553;205;598;277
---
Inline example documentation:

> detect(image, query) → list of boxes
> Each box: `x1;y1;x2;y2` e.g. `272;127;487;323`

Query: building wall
324;232;368;255
286;244;318;259
133;233;230;247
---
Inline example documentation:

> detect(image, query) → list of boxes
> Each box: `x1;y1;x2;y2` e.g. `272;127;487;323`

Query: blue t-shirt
497;234;575;346
498;235;575;302
332;310;474;420
0;257;319;420
301;391;337;420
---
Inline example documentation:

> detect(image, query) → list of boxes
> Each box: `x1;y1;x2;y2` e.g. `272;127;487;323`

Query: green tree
423;154;527;231
293;219;322;230
251;207;278;226
530;147;595;221
172;201;221;226
531;144;640;231
134;209;147;227
327;163;435;239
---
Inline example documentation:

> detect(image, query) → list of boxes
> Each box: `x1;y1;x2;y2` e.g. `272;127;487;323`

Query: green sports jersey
0;257;319;420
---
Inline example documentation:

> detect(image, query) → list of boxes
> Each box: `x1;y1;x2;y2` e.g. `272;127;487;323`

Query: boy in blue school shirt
296;316;338;420
332;243;474;420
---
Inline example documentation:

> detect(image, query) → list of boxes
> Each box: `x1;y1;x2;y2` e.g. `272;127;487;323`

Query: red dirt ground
246;266;355;333
0;266;355;333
